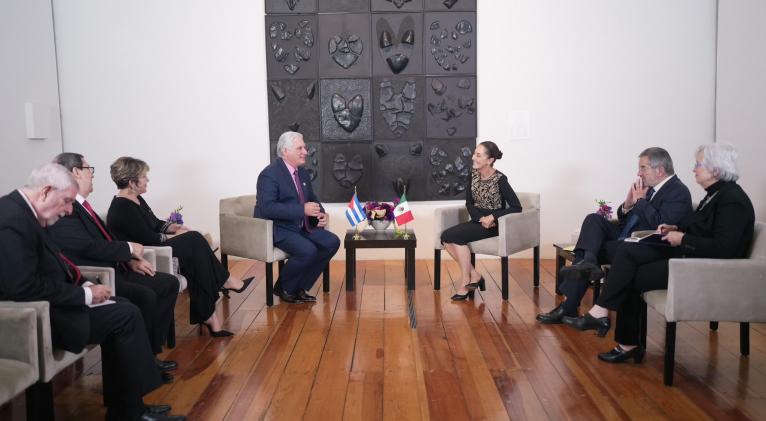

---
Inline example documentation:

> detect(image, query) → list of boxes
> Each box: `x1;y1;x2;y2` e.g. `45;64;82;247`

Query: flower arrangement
167;205;184;225
596;199;613;220
364;201;396;222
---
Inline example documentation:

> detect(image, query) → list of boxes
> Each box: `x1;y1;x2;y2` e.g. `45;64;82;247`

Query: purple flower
167;205;184;225
365;201;396;222
595;199;613;219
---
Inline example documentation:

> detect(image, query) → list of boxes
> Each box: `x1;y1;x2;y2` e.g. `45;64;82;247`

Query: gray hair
696;143;739;182
639;147;675;175
275;131;303;158
23;163;77;191
52;152;85;172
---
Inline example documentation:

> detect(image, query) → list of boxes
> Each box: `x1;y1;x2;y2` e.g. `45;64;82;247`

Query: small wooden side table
344;229;417;291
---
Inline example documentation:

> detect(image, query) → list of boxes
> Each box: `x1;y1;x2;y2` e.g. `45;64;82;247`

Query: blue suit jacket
616;174;693;230
254;158;324;242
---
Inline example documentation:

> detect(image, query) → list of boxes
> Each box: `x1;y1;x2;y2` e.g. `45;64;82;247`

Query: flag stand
353;186;362;240
400;186;410;239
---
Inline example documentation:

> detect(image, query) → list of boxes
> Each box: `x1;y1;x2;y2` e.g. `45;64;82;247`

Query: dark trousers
559;213;621;312
116;270;179;354
596;242;680;345
87;298;161;418
274;228;340;294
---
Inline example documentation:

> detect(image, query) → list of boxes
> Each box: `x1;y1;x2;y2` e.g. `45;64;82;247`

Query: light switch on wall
25;102;52;140
508;110;530;140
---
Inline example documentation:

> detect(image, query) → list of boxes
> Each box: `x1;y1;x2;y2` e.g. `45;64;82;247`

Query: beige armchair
0;307;38;409
641;221;766;386
0;265;115;420
220;195;330;306
433;192;541;300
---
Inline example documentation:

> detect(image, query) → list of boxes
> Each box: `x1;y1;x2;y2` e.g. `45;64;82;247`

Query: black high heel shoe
200;322;234;337
222;276;254;295
598;346;645;363
451;290;475;301
562;313;611;337
465;276;485;291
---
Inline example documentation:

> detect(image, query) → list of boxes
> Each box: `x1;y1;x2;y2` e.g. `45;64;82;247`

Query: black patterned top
466;169;522;222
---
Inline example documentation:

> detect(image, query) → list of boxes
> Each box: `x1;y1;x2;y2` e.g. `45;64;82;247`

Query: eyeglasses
78;166;95;174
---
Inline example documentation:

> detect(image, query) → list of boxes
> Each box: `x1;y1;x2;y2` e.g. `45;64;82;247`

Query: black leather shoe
298;290;317;302
560;260;604;281
155;358;178;372
598;346;645;363
160;371;174;384
279;291;304;304
451;290;475;301
562;313;611;337
536;303;576;324
273;282;283;297
145;404;171;415
140;412;186;421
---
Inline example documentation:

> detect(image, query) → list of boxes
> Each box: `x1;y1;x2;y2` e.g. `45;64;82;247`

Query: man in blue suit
537;147;693;324
255;131;340;303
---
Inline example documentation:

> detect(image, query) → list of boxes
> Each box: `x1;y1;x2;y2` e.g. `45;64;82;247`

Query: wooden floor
3;257;766;420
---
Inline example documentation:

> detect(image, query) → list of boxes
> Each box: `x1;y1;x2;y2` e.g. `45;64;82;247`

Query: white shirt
650;174;675;198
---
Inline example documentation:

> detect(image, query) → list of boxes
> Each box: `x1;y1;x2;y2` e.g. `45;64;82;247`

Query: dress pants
596;242;681;345
115;270;179;354
274;228;340;294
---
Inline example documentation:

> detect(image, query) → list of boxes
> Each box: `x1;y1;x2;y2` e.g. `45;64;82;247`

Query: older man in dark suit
47;153;179;379
255;131;340;303
0;164;183;421
537;147;693;324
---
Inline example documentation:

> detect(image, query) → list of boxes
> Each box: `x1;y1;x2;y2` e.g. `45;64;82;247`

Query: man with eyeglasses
537;147;693;325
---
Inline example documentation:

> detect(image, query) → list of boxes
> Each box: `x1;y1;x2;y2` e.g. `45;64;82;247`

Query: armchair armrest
79;266;116;292
497;208;540;256
666;258;766;322
0;307;39;376
433;205;469;249
144;246;173;274
220;214;276;262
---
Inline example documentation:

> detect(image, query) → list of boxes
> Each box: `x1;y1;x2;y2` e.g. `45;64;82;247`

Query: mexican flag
394;192;414;225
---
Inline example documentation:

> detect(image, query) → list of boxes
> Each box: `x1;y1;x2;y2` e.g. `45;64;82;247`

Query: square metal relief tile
424;138;475;200
372;76;424;140
321;143;373;202
267;79;320;142
320;78;372;141
318;14;372;78
424;0;475;11
425;76;476;138
371;0;424;15
270;141;323;197
318;0;371;13
371;140;426;201
265;15;318;80
372;13;423;76
423;12;476;75
265;0;317;13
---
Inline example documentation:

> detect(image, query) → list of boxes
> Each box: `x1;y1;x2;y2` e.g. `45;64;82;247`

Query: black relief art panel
267;79;320;141
322;143;373;202
270;141;324;197
318;14;372;78
318;0;371;13
372;13;423;76
425;138;473;200
424;0;475;11
371;0;423;14
265;0;317;14
320;78;372;141
372;76;424;140
372;141;425;201
426;76;476;138
265;15;318;79
424;12;476;74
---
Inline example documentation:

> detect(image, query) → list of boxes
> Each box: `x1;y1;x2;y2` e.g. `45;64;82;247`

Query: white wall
0;0;63;192
716;0;766;220
51;0;717;259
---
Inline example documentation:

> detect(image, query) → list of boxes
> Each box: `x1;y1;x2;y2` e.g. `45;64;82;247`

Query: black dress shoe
560;260;604;281
451;290;475;301
140;412;186;421
536;303;576;324
273;282;283;297
145;404;171;415
155;358;178;372
562;313;611;337
598;346;645;363
160;372;174;384
298;290;317;302
279;291;304;304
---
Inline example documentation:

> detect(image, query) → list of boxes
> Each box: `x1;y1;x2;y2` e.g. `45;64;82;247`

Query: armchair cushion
144;246;187;292
0;307;38;404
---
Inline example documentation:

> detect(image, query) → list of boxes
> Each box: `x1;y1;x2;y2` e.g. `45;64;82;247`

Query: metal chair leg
664;322;677;386
533;246;540;287
741;322;750;356
709;321;719;331
501;256;509;300
434;249;441;290
266;262;274;306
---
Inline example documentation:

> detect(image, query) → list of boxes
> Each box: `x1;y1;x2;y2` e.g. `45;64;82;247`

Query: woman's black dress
107;196;229;324
441;169;522;245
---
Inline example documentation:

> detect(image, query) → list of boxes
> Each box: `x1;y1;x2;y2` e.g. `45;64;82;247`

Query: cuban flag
345;192;366;227
394;192;414;225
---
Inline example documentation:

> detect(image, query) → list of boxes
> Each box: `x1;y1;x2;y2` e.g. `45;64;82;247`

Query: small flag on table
345;192;366;227
394;192;414;225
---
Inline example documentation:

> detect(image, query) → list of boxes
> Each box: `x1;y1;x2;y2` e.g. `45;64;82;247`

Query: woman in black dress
562;143;755;363
440;141;522;301
106;157;253;337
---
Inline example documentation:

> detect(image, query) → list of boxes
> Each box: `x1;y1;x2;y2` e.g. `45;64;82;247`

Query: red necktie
82;200;113;241
58;252;83;285
293;170;313;232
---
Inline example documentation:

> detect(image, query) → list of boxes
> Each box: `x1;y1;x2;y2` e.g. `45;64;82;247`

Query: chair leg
470;252;475;267
266;262;274;306
501;256;509;300
639;300;648;349
533;246;540;287
664;322;677;386
741;322;750;356
709;321;719;331
26;381;54;421
323;263;330;293
221;253;228;268
434;249;441;290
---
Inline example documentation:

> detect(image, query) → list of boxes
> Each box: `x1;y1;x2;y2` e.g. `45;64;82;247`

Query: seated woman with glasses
106;156;253;337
